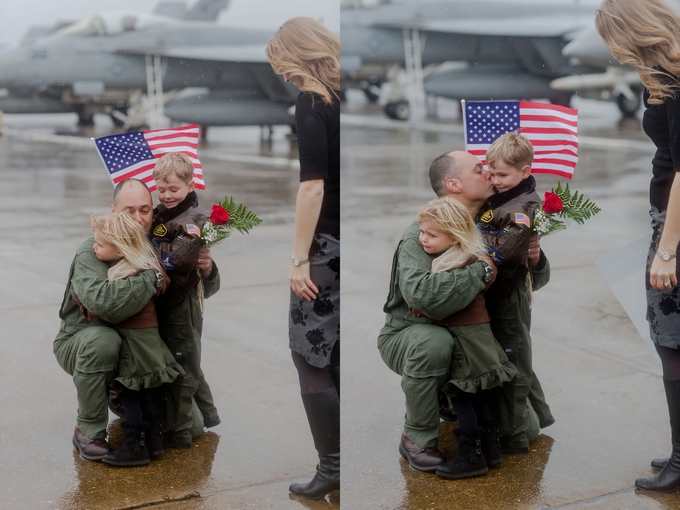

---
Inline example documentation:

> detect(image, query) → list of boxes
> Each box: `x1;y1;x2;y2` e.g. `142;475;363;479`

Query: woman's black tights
449;390;492;430
291;342;340;395
656;344;680;380
120;388;156;426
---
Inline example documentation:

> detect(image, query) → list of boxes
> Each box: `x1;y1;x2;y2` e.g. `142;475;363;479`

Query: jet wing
372;17;593;38
116;45;269;63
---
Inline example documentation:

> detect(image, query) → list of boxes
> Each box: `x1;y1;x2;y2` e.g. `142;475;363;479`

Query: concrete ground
0;114;338;509
341;94;680;509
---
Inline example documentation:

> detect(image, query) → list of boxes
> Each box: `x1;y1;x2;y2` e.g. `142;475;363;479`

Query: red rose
542;192;564;214
210;205;230;225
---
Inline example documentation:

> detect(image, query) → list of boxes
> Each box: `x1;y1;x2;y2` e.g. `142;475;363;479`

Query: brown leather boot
72;426;112;461
399;434;446;472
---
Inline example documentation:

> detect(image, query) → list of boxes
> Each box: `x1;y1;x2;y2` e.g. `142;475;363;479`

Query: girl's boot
289;386;340;499
480;418;503;468
102;422;150;467
435;427;488;479
636;379;680;492
146;415;164;458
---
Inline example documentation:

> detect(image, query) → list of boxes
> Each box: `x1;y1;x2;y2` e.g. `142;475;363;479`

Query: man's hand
527;237;542;268
196;247;214;278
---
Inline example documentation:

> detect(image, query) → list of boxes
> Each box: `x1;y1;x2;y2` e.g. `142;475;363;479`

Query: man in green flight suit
378;151;550;472
54;179;219;461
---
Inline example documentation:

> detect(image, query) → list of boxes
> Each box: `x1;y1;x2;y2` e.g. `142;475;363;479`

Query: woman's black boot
636;379;680;492
480;418;503;468
436;427;488;479
289;387;340;499
102;422;150;467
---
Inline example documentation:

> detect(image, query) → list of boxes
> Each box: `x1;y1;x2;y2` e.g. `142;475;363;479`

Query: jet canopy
57;11;175;37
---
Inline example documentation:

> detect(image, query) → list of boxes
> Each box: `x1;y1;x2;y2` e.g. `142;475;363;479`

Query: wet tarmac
341;94;680;508
0;113;338;509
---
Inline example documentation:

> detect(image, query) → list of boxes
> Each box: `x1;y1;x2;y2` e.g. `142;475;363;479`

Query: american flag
463;100;578;179
92;124;205;192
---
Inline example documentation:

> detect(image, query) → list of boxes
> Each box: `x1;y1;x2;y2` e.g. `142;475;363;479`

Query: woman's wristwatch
292;256;309;267
657;251;677;261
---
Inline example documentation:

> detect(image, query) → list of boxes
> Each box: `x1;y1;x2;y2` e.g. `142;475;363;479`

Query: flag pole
461;100;468;151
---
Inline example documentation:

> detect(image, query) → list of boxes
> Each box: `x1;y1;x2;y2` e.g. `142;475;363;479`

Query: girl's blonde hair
596;0;680;104
417;196;487;259
265;17;340;105
89;212;159;280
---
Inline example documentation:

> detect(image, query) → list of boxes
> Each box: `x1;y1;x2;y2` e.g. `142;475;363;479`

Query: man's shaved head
110;179;154;232
429;151;460;197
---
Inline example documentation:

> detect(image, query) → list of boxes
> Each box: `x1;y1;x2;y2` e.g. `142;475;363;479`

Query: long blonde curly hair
89;212;159;281
417;196;487;272
265;17;340;105
595;0;680;104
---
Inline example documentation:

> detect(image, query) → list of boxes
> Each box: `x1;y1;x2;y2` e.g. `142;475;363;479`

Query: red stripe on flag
519;101;577;115
528;138;578;148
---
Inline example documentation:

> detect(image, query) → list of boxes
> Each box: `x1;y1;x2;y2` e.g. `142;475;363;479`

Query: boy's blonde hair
417;196;487;258
153;152;194;184
486;132;534;171
265;17;340;105
596;0;680;105
89;212;159;280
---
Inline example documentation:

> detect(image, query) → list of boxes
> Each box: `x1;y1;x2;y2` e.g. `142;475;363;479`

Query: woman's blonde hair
89;212;159;280
417;196;487;258
265;17;340;105
596;0;680;104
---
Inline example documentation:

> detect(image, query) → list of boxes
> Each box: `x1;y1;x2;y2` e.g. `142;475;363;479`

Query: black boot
480;419;502;468
102;422;150;467
652;458;669;470
146;415;164;458
289;387;340;499
636;379;680;492
436;427;488;479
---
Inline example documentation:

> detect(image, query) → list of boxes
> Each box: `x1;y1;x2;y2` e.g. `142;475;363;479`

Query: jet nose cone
563;28;614;67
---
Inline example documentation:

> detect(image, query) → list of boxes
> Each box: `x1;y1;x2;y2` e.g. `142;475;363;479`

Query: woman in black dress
266;17;340;500
597;0;680;492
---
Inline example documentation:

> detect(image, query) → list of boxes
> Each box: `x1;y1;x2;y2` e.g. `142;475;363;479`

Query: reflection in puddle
58;423;220;510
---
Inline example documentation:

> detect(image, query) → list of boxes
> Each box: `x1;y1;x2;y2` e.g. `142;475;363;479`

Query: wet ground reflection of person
266;17;341;500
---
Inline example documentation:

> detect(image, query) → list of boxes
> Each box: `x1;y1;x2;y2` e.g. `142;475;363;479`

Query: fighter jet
341;0;601;120
550;0;680;117
0;0;299;130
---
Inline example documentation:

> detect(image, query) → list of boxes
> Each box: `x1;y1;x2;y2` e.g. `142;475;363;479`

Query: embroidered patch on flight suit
480;210;494;223
162;254;175;270
186;224;201;237
153;224;168;237
514;213;531;228
488;247;503;265
151;237;169;247
477;223;500;236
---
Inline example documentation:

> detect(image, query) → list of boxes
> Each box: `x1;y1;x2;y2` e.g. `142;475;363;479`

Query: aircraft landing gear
360;78;383;103
109;105;128;127
75;105;95;127
385;100;410;121
617;86;642;117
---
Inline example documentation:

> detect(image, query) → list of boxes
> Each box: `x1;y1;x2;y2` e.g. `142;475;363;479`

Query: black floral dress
289;233;340;367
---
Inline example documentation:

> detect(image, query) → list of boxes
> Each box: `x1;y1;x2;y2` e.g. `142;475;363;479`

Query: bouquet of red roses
533;182;600;237
202;196;262;247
